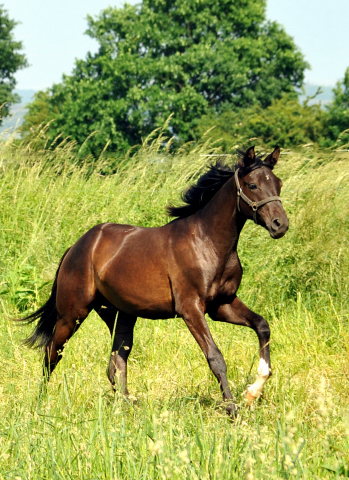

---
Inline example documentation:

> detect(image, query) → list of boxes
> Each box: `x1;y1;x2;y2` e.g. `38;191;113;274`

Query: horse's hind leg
208;296;271;405
44;281;95;377
94;297;136;394
42;226;104;379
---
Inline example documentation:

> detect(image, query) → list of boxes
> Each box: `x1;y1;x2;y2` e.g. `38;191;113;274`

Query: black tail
15;248;71;350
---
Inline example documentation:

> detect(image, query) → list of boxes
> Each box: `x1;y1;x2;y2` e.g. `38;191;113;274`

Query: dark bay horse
18;146;288;416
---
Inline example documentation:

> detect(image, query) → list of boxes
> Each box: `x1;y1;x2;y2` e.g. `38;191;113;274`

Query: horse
17;145;288;416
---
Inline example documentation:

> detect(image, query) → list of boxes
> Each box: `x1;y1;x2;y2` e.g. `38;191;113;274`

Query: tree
194;94;328;150
326;67;349;147
0;5;28;122
22;0;308;155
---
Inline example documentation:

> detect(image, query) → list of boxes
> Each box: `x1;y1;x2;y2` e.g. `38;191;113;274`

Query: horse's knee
254;316;270;340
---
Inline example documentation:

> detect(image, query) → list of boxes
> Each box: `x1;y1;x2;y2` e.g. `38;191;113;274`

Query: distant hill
299;84;334;105
0;84;335;137
0;89;35;136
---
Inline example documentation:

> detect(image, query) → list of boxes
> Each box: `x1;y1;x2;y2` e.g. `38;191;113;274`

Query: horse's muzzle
268;217;289;239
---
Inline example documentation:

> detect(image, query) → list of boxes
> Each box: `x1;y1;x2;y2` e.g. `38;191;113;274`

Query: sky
4;0;349;92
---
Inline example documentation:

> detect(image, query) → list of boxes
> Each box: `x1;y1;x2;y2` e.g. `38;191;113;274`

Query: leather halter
234;167;282;224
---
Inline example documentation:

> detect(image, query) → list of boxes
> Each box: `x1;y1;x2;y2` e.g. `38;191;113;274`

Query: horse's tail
15;248;71;350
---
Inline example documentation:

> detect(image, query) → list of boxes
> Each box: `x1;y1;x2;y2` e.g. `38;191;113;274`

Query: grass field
0;133;348;479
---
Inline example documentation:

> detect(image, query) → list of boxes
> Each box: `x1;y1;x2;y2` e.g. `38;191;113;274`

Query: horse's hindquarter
93;223;174;318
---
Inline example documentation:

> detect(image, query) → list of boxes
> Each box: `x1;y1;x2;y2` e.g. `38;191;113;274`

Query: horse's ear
264;146;280;167
238;146;256;167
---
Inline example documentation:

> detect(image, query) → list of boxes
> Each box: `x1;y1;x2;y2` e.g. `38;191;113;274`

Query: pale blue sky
4;0;349;91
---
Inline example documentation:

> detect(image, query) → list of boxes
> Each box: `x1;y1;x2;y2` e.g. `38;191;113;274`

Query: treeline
2;1;349;158
20;68;349;155
194;74;349;151
19;0;309;156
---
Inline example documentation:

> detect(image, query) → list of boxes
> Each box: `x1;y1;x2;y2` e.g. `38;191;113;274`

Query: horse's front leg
180;301;238;417
208;296;272;405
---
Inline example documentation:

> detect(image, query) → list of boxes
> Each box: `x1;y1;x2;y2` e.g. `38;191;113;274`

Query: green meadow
0;132;348;479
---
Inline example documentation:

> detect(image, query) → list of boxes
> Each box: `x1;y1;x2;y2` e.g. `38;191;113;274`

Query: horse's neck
196;176;246;258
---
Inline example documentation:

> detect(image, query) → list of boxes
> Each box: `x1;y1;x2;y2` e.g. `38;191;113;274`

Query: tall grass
0;134;349;479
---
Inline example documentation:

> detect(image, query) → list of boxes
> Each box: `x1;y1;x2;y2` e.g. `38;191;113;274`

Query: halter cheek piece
234;167;282;224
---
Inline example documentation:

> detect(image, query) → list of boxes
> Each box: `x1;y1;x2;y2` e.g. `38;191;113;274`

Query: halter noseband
234;167;282;224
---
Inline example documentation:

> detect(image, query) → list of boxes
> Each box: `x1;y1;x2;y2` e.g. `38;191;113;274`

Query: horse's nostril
272;218;281;230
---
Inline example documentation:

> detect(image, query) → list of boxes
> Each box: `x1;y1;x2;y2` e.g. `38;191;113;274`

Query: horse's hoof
244;389;258;406
226;402;239;419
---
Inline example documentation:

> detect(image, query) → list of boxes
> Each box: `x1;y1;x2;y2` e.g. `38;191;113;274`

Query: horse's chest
218;256;243;296
205;255;242;300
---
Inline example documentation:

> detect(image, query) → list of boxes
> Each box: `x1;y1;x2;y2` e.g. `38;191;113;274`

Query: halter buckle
237;188;242;196
251;203;258;211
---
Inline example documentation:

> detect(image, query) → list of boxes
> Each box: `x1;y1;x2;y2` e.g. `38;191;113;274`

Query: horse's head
235;146;289;239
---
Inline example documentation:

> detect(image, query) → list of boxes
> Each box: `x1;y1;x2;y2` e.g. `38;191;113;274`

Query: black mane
167;162;235;218
167;151;269;219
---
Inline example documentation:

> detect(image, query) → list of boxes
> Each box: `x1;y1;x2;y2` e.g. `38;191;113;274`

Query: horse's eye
248;183;257;191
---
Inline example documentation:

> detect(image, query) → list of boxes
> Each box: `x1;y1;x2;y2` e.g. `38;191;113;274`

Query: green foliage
0;265;49;312
194;94;328;150
326;66;349;147
0;5;28;121
21;0;308;155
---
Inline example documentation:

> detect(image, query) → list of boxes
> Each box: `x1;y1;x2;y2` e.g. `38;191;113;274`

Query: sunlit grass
0;134;348;478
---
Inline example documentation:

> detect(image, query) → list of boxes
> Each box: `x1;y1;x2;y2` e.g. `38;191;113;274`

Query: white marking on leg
257;358;270;377
246;358;271;401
